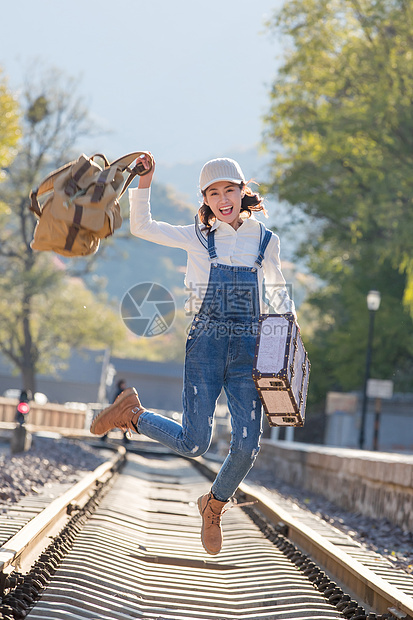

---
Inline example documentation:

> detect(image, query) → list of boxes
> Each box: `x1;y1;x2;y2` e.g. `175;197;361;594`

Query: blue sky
2;0;285;169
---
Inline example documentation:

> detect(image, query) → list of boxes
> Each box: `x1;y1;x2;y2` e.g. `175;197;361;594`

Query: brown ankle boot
90;387;144;436
197;492;228;555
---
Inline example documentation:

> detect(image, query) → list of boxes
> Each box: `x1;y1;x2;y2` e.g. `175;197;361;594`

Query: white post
271;426;280;441
285;426;295;442
97;348;111;404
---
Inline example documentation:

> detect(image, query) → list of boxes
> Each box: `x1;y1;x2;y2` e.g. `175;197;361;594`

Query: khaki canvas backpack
29;151;153;257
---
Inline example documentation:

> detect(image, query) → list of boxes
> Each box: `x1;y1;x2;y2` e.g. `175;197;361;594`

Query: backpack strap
29;189;42;218
64;159;95;198
90;153;110;167
110;151;154;199
91;167;112;203
33;161;74;198
29;160;75;217
29;157;91;217
64;204;83;251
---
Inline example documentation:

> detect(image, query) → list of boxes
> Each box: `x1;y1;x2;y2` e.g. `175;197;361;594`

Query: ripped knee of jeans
250;446;260;462
231;440;261;463
181;440;209;458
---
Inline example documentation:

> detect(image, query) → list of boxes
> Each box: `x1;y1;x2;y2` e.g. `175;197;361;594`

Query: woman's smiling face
204;181;244;230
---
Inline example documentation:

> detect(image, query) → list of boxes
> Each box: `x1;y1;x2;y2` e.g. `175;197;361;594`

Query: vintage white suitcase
252;313;310;427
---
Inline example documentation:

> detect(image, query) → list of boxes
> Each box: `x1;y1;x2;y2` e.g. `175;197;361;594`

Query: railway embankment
255;440;413;532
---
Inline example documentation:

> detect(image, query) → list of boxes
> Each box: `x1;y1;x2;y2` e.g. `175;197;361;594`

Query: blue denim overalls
137;220;273;501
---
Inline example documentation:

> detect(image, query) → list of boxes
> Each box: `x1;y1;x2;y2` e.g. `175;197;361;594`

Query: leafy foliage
0;67;125;393
264;0;413;403
0;69;20;184
0;72;20;149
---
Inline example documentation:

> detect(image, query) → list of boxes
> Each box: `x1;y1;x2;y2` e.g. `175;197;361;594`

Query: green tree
0;69;21;185
264;0;413;304
301;252;413;399
263;0;413;423
0;67;124;395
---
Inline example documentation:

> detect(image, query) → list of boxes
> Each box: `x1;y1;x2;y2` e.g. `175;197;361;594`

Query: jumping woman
90;155;296;554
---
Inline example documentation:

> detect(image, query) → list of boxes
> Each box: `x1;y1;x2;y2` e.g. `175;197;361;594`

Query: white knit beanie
199;158;245;192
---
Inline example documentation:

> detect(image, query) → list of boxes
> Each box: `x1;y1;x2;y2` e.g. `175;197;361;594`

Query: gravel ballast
1;433;412;577
246;466;413;576
0;434;105;504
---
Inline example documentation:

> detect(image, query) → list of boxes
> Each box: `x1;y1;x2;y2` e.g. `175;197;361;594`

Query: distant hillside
87;182;194;307
157;146;270;204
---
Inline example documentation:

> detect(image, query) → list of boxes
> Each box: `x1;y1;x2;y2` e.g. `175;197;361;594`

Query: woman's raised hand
138;152;155;188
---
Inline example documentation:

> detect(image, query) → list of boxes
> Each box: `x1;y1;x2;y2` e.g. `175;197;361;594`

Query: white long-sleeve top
129;187;296;317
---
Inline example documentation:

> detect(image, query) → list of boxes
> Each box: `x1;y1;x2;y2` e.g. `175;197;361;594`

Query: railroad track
0;443;412;620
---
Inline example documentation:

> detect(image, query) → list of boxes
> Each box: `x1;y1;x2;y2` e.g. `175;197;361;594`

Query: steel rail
0;446;125;582
1;444;411;619
25;450;344;620
197;456;413;620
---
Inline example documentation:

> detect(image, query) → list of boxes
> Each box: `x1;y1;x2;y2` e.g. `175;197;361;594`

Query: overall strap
207;229;218;260
194;214;218;260
255;223;273;267
194;214;208;249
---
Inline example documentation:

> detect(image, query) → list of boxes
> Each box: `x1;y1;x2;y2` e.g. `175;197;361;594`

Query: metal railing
0;397;100;432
